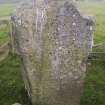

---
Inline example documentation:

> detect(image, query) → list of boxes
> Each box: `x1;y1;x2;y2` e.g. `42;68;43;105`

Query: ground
0;4;16;17
0;24;9;45
79;1;105;52
0;2;105;105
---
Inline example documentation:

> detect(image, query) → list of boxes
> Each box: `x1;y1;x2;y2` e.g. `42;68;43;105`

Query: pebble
12;103;22;105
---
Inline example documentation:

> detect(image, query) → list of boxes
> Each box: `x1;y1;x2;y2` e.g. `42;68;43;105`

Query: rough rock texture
11;0;94;105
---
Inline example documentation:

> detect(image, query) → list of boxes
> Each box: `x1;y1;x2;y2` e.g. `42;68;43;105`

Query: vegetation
0;55;31;105
79;2;105;105
0;4;16;17
0;1;105;105
0;24;9;45
80;59;105;105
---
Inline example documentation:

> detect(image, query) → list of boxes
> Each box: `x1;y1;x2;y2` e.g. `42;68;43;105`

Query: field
0;24;9;46
0;3;16;46
0;2;105;105
0;4;16;17
79;2;105;52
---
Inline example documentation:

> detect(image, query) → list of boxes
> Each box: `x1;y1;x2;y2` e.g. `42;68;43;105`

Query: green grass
0;3;16;45
0;54;31;105
0;4;32;105
79;2;105;105
0;24;9;46
0;55;105;105
80;60;105;105
0;4;16;17
0;55;22;105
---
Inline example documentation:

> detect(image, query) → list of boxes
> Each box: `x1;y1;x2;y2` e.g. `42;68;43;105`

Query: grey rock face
11;0;94;105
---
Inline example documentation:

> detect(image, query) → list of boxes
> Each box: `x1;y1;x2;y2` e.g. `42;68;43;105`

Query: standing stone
11;0;94;105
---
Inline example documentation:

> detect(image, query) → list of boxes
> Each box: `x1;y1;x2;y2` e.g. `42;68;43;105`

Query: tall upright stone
11;0;94;105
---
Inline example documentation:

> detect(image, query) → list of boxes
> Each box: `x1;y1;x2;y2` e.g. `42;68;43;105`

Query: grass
0;4;16;17
0;3;16;45
0;24;9;46
0;1;105;105
0;55;105;105
0;54;31;105
0;55;22;105
0;3;31;105
79;2;105;105
80;60;105;105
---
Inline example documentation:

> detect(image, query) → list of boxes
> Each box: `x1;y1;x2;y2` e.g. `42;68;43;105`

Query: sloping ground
0;4;30;102
0;23;9;45
0;55;31;105
0;55;105;105
0;42;9;62
79;3;105;104
0;20;10;61
81;60;105;105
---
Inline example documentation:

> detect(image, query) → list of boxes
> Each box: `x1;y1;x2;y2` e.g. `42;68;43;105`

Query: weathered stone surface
11;0;94;105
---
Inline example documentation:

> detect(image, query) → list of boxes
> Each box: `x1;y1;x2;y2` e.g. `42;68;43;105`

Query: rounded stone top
11;0;76;28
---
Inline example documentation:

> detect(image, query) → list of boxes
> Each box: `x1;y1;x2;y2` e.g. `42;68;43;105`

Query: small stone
12;103;22;105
